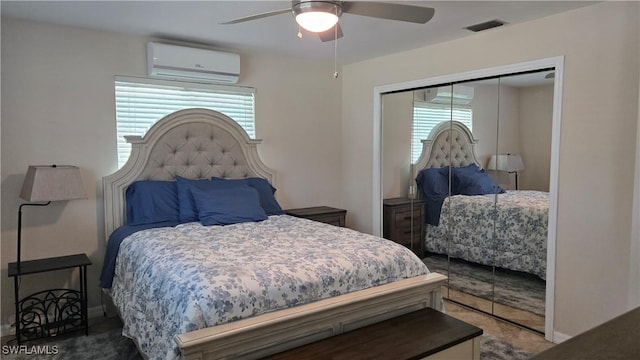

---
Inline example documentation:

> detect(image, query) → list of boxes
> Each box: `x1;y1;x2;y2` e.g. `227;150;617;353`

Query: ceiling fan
220;1;435;42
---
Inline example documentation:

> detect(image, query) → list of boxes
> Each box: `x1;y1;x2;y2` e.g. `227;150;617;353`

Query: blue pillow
415;167;450;226
455;163;481;175
126;180;179;225
245;178;284;215
415;167;449;200
453;168;505;195
192;186;267;226
212;177;284;216
176;176;214;223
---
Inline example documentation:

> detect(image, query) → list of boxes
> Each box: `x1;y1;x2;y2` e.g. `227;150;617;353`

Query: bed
101;108;446;360
411;121;548;280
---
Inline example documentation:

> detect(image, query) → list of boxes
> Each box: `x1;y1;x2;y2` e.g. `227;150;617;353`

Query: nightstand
383;198;424;257
284;206;347;227
8;253;91;344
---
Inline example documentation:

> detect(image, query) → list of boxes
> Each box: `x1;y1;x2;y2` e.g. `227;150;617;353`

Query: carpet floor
423;254;546;317
2;327;533;360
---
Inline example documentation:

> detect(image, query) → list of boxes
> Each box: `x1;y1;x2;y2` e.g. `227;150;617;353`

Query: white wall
0;17;342;326
341;1;639;337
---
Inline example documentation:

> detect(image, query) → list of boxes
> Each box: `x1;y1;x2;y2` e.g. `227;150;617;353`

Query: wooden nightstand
383;197;424;257
8;254;91;344
284;206;347;227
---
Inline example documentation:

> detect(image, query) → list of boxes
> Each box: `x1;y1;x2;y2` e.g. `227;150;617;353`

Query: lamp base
17;202;51;269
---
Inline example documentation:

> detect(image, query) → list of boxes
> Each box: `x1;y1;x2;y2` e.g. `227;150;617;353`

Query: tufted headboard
102;108;276;240
410;120;480;194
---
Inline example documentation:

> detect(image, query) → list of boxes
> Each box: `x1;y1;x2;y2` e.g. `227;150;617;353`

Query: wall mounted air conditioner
147;42;240;84
416;85;474;105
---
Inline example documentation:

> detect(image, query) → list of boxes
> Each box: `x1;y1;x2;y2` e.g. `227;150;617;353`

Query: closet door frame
372;56;564;342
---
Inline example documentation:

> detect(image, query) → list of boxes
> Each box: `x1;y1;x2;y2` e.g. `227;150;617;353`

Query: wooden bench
265;308;483;360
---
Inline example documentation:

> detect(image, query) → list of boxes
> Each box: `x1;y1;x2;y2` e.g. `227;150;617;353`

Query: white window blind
115;76;256;168
412;103;472;163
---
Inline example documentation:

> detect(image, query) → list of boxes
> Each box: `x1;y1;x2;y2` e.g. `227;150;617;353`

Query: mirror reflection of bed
414;119;548;334
381;70;554;334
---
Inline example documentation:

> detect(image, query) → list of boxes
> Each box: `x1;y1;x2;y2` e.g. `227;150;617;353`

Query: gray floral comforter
425;190;548;279
108;215;430;360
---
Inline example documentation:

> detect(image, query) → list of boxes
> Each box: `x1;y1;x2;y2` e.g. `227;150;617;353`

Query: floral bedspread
108;215;430;360
425;190;548;279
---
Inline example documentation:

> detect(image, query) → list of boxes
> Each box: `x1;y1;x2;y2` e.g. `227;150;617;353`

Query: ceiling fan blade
220;8;291;25
342;1;435;24
318;23;344;42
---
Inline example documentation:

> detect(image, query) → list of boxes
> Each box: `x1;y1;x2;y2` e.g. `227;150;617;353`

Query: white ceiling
1;1;596;64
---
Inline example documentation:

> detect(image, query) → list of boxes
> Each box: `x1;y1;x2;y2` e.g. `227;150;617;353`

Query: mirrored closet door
381;69;554;334
444;79;500;316
381;91;423;258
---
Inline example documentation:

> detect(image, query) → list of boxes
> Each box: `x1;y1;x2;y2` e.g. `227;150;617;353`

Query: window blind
114;76;256;168
412;103;473;163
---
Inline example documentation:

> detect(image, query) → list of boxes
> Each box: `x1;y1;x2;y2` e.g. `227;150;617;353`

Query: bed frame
103;108;446;360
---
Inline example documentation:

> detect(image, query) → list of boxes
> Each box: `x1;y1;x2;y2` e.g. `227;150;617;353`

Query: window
115;76;255;168
412;103;472;163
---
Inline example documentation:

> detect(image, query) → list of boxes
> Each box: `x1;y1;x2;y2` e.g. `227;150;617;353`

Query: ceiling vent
465;19;506;32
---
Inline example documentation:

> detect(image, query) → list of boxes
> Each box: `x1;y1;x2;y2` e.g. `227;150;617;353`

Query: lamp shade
20;165;87;202
486;154;524;172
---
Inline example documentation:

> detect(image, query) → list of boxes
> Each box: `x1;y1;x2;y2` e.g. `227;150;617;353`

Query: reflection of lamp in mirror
17;165;87;269
487;154;525;189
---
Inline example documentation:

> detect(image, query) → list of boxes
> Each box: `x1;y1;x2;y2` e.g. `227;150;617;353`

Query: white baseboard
553;330;572;343
1;305;109;338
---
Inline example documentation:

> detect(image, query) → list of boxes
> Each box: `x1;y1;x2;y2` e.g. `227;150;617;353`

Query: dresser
284;206;346;227
531;306;640;360
383;197;424;257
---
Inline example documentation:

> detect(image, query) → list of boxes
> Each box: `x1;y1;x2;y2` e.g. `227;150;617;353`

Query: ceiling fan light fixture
296;12;339;32
293;1;341;33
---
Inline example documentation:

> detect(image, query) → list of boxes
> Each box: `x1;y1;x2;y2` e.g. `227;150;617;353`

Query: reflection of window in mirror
412;86;473;163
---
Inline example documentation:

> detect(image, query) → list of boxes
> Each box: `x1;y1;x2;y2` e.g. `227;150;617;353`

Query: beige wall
382;91;413;199
0;17;342;326
520;85;554;191
472;84;521;168
342;1;639;338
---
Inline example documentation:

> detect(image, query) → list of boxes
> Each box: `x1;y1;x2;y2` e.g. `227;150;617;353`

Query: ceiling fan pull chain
333;22;339;79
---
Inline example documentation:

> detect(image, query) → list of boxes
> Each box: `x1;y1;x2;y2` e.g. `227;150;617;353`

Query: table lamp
487;154;525;189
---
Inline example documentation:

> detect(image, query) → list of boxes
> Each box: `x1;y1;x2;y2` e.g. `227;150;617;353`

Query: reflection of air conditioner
147;42;240;84
419;85;474;105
